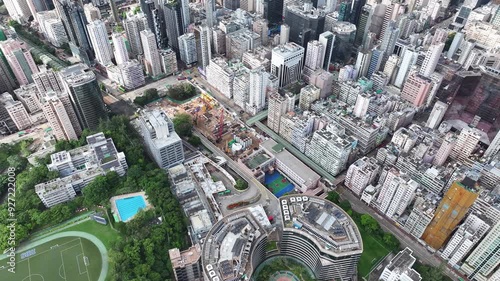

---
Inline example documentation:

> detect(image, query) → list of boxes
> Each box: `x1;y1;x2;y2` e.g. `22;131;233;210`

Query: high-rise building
120;60;145;90
318;31;335;70
83;3;100;22
112;33;128;65
298;85;320;111
43;18;68;47
164;0;189;52
194;24;212;73
305;125;355;176
421;181;478;249
267;92;294;133
484;130;500;158
380;21;399;61
419;43;444;78
0;92;32;131
378;175;418;219
345;157;380;196
379;248;422;281
426;101;448;129
13;84;41;114
0;39;39;85
355;5;371;47
87;20;113;66
441;213;490;267
3;0;32;23
404;193;439;239
205;0;215;28
433;133;456;166
304;40;324;71
401;71;432;107
0;51;16;93
367;49;383;78
431;28;448;46
137;109;184;169
40;90;82;141
284;3;325;48
450;126;482;161
141;30;162;77
355;50;371;79
178;33;197;66
331;21;357;63
169;245;203;281
54;0;94;61
246;66;269;115
280;24;290;45
59;64;107;130
252;18;269;46
271;42;304;88
32;67;64;93
394;48;418;88
124;13;148;56
460;219;500;281
447;32;464;59
160;49;178;76
383;54;399;83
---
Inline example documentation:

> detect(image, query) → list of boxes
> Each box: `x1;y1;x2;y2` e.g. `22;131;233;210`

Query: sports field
0;236;102;281
264;172;294;198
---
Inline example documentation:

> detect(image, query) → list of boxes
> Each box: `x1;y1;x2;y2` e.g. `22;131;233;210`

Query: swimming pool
115;195;147;222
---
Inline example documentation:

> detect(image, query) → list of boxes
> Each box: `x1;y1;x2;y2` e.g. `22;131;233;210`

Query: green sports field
0;236;102;281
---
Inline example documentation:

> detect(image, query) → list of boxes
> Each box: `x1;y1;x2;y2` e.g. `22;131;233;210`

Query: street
193;130;278;214
336;186;466;281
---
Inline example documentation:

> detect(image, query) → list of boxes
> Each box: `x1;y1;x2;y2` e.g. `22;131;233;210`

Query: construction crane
216;108;224;142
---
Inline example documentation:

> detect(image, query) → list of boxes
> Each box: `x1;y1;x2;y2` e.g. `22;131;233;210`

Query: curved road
1;231;108;281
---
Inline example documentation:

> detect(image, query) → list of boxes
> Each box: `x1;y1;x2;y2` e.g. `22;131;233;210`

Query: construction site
151;87;262;161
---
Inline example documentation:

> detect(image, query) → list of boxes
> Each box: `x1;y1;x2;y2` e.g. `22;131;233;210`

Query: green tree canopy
326;191;340;204
234;179;248;190
173;113;193;137
360;214;380;234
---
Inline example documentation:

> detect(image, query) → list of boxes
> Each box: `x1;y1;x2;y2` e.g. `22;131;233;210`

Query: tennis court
0;236;102;281
264;172;294;198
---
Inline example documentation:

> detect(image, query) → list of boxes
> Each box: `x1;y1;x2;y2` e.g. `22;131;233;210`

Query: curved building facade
201;196;363;281
279;195;362;281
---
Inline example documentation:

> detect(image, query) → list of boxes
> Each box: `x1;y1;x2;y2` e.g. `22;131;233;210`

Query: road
336;186;466;281
193;130;278;214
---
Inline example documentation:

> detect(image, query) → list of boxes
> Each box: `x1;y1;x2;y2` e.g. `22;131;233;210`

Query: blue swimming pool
115;196;147;222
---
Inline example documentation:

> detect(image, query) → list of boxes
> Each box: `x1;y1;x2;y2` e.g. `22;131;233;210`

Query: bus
218;190;231;196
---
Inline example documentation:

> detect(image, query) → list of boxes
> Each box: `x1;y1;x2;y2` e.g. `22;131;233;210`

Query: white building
267;92;294;133
433;132;456;166
3;0;32;23
378;175;418;219
305;125;355;176
318;31;335;70
304;40;324;71
35;178;77;208
426;100;448;129
87;20;113;66
195;24;212;72
160;49;178;76
394;48;418;88
83;3;101;22
124;13;148;56
461;220;500;281
280;24;290;44
140;30;162;77
379;248;422;281
298;85;320;111
0;92;32;131
120;60;145;90
44;18;68;47
136;109;185;169
450;126;482;161
344;157;380;196
13;83;41;114
271;42;304;87
178;33;197;66
484;130;500;158
419;43;444;78
40;90;82;141
246;66;269;115
441;213;490;267
32;67;64;93
112;33;129;65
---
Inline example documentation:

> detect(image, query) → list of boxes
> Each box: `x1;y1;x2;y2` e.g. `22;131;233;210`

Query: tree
167;83;196;101
382;233;400;250
360;214;380;234
134;88;160;106
82;174;117;207
188;135;201;146
415;263;447;281
338;200;351;211
326;191;340;204
234;179;248;190
7;155;28;171
172;113;193;137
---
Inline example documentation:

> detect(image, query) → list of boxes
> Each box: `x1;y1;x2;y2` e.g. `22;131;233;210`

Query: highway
336;186;466;281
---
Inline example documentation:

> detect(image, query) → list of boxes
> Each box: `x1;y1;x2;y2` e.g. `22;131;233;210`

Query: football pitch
0;236;102;281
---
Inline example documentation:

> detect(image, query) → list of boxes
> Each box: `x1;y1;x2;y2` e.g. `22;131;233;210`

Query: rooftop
280;195;363;257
